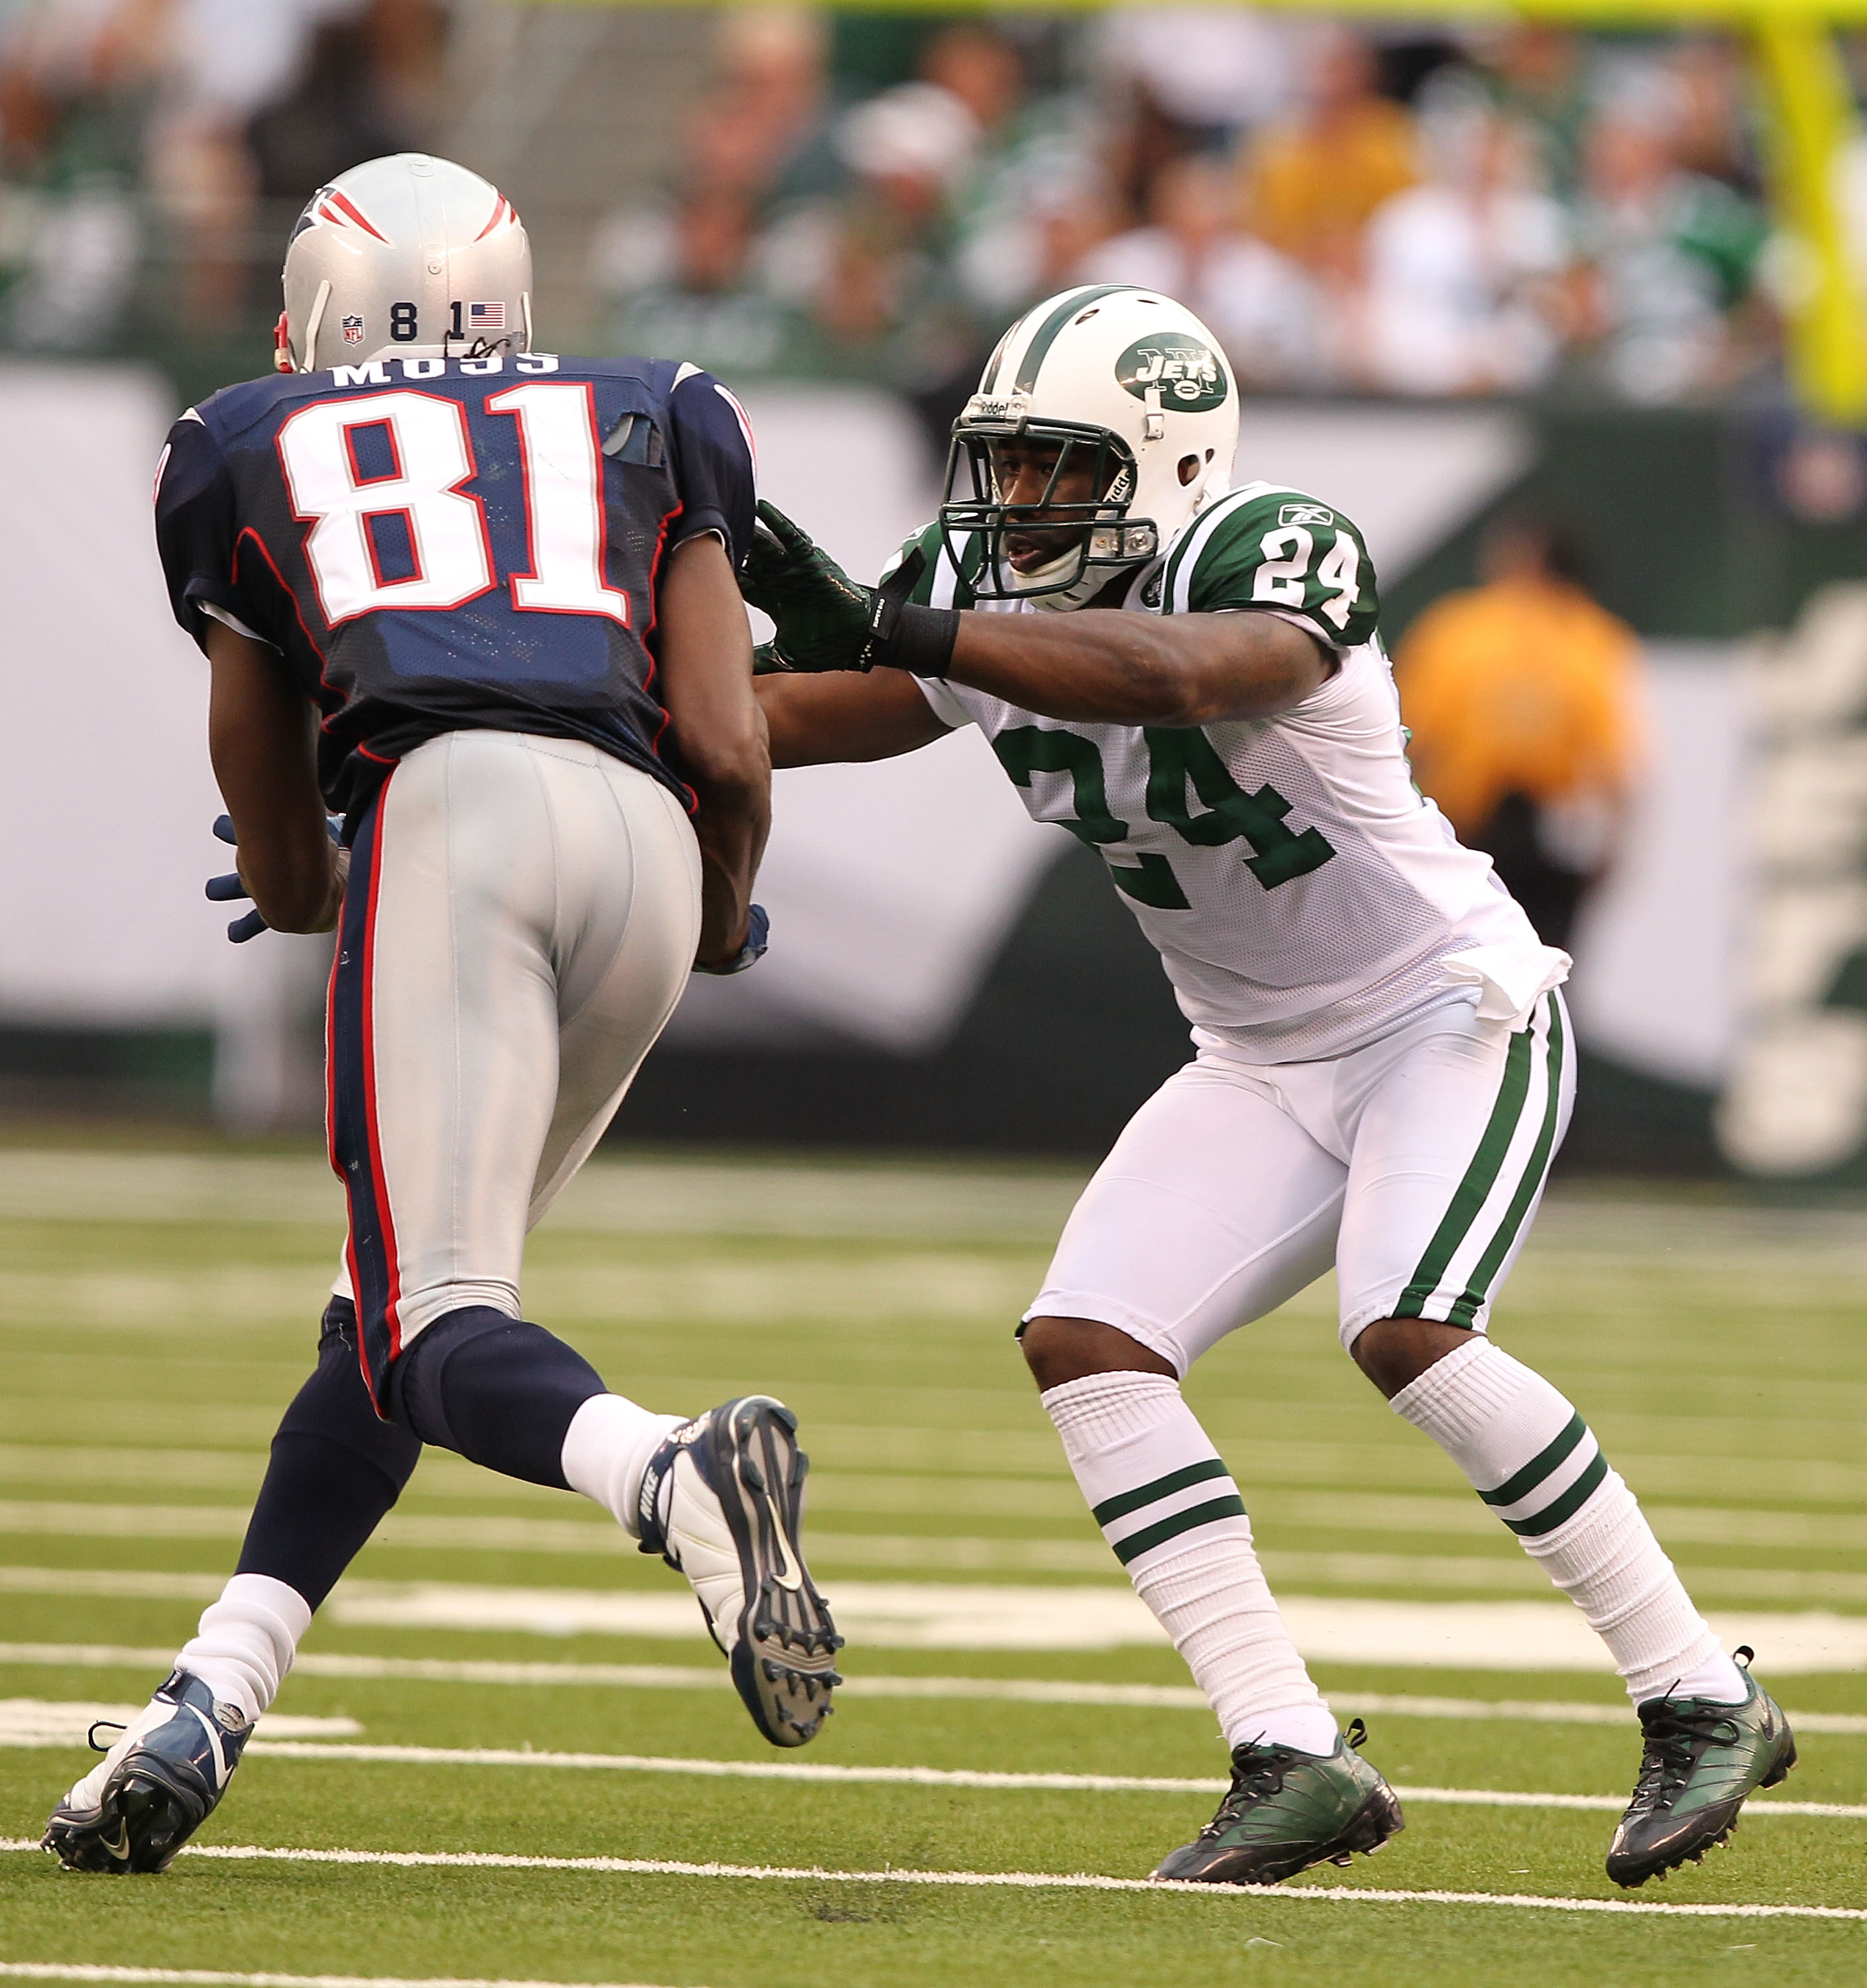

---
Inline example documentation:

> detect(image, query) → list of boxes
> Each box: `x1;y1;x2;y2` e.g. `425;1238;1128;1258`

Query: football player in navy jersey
43;154;840;1877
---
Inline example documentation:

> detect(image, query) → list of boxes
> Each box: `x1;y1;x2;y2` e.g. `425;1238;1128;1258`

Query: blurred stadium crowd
0;0;444;355
0;1;1859;419
596;9;1794;432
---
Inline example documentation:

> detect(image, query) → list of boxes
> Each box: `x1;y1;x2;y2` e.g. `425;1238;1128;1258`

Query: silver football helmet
276;153;532;374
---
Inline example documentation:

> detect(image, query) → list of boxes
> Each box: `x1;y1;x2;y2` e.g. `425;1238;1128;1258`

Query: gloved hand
207;812;345;943
695;902;769;976
740;501;875;673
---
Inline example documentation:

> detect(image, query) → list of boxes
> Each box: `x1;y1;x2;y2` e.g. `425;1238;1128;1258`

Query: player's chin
1002;533;1080;573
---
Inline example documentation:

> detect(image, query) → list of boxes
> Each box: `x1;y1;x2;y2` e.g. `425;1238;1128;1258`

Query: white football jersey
901;482;1567;1062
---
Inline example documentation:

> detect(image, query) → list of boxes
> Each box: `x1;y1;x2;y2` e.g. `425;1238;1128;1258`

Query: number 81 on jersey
274;380;632;628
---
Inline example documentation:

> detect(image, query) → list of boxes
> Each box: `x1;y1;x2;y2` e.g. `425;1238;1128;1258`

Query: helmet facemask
940;415;1159;608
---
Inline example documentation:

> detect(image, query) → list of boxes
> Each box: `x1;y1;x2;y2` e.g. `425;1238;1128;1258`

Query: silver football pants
326;730;701;1399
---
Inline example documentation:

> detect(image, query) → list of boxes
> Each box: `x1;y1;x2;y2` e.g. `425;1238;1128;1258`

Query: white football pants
327;730;701;1400
1030;990;1573;1369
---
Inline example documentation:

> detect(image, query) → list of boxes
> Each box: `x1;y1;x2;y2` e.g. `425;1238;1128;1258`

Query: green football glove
740;500;875;673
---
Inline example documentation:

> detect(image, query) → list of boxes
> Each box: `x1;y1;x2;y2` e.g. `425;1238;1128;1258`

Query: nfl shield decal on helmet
341;313;365;345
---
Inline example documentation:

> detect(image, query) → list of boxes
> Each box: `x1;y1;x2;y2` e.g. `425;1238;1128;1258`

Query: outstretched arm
938;608;1330;728
757;669;950;769
657;533;771;969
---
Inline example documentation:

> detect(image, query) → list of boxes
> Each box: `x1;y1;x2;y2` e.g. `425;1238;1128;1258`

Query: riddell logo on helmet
341;315;365;345
1115;335;1227;413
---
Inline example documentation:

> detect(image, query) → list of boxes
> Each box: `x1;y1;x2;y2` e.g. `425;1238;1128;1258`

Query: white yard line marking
0;1700;359;1744
8;1505;1867;1602
1;1838;1862;1920
7;1643;1867;1736
0;1970;695;1988
12;1563;1859;1670
5;1726;1855;1819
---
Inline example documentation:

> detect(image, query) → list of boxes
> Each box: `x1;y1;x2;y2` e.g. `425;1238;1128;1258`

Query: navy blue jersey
155;352;756;818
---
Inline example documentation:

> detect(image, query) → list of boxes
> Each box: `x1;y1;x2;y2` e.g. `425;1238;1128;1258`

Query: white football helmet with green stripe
941;284;1239;610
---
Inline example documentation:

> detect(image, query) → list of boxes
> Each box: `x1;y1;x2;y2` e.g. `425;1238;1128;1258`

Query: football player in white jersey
740;284;1793;1889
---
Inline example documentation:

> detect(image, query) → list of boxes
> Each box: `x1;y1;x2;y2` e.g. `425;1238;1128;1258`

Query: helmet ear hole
1177;454;1202;487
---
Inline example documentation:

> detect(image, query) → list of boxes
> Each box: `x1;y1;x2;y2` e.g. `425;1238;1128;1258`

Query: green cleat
1151;1718;1404;1887
1606;1648;1797;1889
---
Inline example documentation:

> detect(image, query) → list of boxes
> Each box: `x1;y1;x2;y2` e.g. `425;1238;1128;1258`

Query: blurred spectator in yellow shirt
1235;27;1417;283
1396;516;1644;952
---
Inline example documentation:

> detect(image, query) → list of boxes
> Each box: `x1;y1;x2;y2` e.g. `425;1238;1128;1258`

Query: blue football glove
207;812;344;944
695;902;769;975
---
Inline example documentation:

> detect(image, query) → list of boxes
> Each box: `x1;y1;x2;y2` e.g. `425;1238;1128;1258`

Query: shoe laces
1629;1703;1743;1814
1202;1747;1300;1836
1200;1718;1362;1840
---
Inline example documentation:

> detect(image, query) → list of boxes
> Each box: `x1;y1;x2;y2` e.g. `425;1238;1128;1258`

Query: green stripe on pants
1392;1015;1536;1319
1447;997;1567;1327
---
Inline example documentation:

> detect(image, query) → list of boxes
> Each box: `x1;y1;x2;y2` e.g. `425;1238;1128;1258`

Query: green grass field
1;1143;1864;1987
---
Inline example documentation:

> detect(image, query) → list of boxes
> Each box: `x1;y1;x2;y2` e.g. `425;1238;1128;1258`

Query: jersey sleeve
1162;489;1380;651
153;409;251;653
664;368;756;566
879;521;944;597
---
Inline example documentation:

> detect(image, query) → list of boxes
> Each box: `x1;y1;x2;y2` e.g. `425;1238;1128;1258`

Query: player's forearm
205;622;343;933
942;609;1327;728
756;672;950;767
690;782;769;969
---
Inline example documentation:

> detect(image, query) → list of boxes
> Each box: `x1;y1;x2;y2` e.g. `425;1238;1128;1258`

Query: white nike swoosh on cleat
762;1491;805;1593
99;1820;129;1860
183;1702;233;1787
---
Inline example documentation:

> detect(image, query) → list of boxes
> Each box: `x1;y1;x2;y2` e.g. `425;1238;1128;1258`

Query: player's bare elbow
679;726;771;808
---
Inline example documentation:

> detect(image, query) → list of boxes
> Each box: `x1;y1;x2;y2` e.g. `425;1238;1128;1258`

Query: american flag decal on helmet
468;302;506;332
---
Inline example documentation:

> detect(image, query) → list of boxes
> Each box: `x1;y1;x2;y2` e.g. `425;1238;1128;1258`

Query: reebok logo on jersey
1280;503;1334;528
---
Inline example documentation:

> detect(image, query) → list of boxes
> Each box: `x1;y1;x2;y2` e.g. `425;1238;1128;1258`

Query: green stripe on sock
1478;1411;1587;1510
1447;998;1568;1327
1392;1022;1535;1318
1092;1456;1229;1527
1111;1494;1247;1565
1503;1449;1609;1538
1013;286;1135;392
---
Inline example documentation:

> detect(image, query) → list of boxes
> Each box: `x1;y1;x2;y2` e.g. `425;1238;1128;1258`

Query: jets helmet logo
1115;334;1228;414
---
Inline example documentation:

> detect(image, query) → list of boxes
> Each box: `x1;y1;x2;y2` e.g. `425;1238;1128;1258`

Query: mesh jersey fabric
155;353;756;823
905;482;1560;1063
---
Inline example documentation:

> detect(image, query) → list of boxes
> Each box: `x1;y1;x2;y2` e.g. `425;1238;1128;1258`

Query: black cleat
638;1395;842;1747
42;1669;251;1874
1606;1649;1797;1889
1152;1718;1404;1886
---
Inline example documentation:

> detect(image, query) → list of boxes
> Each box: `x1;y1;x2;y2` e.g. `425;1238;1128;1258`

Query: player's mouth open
1002;522;1089;571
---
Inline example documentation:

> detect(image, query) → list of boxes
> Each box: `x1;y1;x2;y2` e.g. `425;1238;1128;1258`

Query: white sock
561;1392;685;1539
176;1572;312;1723
1390;1338;1744;1705
1044;1372;1337;1755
